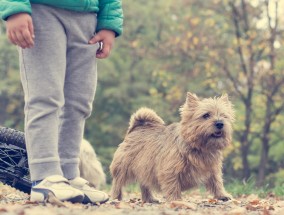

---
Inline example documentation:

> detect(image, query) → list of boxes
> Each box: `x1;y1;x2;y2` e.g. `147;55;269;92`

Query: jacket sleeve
0;0;31;20
97;0;123;37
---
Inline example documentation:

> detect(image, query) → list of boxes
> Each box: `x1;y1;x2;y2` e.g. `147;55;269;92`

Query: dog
110;92;235;202
79;139;106;188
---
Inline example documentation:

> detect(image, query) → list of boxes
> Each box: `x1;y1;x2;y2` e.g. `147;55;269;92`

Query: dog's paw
217;196;231;201
143;198;160;204
149;199;160;204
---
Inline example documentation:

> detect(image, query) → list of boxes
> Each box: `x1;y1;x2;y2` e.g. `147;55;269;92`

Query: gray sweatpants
19;4;99;181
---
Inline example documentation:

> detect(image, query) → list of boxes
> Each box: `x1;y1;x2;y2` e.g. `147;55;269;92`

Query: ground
0;184;283;215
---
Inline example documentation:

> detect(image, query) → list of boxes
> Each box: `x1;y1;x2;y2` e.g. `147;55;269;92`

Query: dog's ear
186;92;199;108
220;94;233;107
220;94;235;121
220;94;229;103
180;92;199;114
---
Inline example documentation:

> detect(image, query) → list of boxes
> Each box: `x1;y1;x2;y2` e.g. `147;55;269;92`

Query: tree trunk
257;99;272;186
241;142;250;179
257;137;269;186
240;100;252;180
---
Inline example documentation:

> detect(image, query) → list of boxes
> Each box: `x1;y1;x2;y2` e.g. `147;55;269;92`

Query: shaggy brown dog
110;92;235;202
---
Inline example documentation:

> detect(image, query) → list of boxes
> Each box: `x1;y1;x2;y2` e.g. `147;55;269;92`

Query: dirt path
0;184;283;215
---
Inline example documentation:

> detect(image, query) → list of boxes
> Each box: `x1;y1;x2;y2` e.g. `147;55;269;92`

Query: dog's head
180;92;235;151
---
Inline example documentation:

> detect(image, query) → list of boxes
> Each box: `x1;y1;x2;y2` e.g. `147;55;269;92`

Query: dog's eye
221;114;228;119
203;113;210;119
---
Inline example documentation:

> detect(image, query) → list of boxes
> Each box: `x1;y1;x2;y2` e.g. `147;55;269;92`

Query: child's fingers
15;31;29;48
96;43;111;59
7;31;17;45
16;30;33;48
22;29;34;47
5;13;34;48
13;28;34;48
89;34;102;44
28;19;35;39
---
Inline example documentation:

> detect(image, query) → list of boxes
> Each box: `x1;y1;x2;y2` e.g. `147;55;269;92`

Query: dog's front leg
160;174;182;201
205;172;232;201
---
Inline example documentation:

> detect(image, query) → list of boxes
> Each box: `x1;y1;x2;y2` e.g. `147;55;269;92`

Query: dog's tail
127;107;165;134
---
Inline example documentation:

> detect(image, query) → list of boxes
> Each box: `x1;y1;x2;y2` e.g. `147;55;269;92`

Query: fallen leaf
226;207;246;215
263;207;271;215
115;201;133;209
24;200;39;205
0;208;7;212
208;199;218;204
170;200;197;210
268;205;274;210
46;192;66;207
246;194;259;201
249;199;260;205
128;198;140;203
232;199;241;205
245;204;262;211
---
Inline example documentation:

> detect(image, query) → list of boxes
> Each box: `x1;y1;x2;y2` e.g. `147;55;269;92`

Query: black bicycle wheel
0;127;31;193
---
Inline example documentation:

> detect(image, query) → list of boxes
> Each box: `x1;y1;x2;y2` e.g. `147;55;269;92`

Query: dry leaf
246;194;259;201
250;199;260;205
46;193;66;207
24;200;40;205
170;200;197;210
232;199;241;205
263;207;271;215
267;205;274;210
208;199;218;204
0;208;7;212
115;201;133;209
227;207;246;215
245;204;262;211
128;198;140;203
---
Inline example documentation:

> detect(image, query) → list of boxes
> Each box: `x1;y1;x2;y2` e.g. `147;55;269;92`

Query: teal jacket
0;0;123;36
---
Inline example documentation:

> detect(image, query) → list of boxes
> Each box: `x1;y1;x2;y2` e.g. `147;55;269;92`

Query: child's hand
89;30;115;59
6;13;35;49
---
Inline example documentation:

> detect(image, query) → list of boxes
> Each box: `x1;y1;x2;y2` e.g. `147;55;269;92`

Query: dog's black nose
215;121;224;129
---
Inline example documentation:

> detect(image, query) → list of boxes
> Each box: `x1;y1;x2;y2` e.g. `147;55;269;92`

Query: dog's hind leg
140;185;159;203
111;178;123;200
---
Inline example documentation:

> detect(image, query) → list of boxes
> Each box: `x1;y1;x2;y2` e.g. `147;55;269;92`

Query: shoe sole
82;195;109;205
31;188;84;203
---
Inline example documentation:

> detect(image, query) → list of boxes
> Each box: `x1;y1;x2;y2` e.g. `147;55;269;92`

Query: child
0;0;123;204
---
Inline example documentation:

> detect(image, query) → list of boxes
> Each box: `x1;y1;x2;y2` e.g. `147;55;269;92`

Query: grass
103;178;284;199
225;177;284;198
103;183;141;193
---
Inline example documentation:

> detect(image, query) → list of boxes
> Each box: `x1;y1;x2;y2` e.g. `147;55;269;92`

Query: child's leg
56;11;99;179
19;5;68;181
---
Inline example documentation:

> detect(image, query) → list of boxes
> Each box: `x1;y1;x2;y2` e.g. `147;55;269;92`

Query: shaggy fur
110;92;235;202
79;139;106;188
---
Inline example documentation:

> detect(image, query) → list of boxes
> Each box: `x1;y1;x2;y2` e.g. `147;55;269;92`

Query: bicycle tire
0;127;26;149
0;127;31;193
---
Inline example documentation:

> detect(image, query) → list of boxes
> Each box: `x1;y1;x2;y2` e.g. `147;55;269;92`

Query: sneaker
30;175;84;203
69;177;109;204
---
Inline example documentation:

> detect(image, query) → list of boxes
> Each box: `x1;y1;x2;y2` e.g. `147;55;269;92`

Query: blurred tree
256;0;284;186
0;21;24;129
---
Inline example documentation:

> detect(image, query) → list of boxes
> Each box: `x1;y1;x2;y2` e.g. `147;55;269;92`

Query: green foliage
225;177;271;198
0;28;24;129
